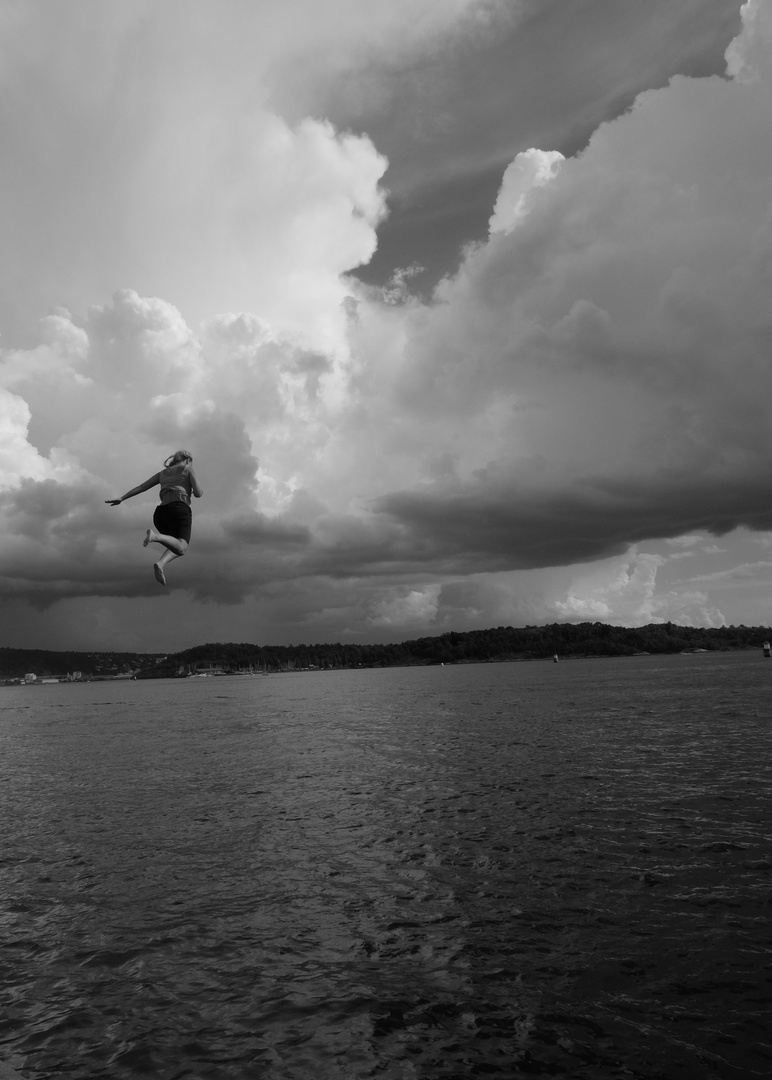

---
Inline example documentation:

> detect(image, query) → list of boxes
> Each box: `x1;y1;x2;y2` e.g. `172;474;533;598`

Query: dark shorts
153;501;192;544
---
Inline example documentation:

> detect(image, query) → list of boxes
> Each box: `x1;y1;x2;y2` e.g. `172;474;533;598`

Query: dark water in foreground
1;653;770;1079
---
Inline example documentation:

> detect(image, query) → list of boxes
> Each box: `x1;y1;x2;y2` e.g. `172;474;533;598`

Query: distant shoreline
3;627;770;686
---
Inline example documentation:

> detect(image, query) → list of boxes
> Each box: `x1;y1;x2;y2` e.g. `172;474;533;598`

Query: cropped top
158;463;192;505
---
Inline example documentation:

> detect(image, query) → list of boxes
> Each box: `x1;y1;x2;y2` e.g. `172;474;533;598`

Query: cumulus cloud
2;0;772;647
0;5;392;348
552;550;726;628
0;0;504;348
488;148;564;234
358;0;772;576
368;586;442;629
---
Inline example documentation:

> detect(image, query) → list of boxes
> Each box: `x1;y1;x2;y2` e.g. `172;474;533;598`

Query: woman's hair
165;449;193;468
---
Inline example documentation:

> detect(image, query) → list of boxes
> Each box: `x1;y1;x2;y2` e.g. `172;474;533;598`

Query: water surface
1;653;771;1077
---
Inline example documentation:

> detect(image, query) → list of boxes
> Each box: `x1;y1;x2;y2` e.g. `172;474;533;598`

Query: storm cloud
1;0;768;649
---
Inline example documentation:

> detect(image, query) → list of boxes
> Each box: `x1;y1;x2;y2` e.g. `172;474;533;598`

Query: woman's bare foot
153;563;167;586
144;529;159;548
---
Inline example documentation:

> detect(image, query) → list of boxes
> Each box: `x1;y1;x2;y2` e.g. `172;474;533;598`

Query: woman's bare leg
144;531;188;585
144;528;186;557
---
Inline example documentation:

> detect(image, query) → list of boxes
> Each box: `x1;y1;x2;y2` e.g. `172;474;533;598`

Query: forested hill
140;621;769;677
0;648;160;681
2;622;770;682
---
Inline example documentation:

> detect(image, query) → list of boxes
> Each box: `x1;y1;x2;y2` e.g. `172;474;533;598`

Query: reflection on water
1;653;771;1078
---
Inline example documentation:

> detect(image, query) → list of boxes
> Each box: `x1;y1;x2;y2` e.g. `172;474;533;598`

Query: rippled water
1;652;771;1078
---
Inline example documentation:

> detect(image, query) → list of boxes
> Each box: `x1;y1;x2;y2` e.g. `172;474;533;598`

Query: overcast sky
3;0;772;653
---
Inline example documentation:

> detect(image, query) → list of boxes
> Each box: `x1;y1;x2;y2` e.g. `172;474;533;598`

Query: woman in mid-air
106;450;203;585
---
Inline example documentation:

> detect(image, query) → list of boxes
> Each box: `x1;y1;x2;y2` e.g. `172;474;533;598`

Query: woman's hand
105;499;122;506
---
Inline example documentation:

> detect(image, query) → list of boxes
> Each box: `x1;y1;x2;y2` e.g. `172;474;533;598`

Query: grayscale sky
3;0;771;653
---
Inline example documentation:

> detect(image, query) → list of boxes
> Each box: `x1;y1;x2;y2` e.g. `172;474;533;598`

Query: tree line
2;622;770;682
140;621;771;678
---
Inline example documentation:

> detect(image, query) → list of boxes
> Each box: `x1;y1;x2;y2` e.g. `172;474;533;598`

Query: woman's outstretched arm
105;473;161;506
